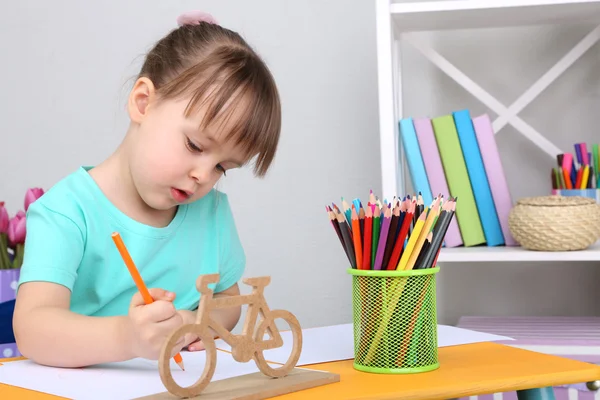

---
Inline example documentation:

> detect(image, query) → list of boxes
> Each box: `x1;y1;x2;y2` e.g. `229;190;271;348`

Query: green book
431;115;485;246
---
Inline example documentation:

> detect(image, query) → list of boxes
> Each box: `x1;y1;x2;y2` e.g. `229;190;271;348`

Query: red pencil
575;167;583;189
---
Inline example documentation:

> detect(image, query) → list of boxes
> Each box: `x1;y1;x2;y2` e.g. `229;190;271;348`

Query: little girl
13;11;281;368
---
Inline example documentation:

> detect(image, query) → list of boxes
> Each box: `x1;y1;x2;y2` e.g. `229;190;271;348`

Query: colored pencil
594;144;599;181
381;204;400;271
327;206;353;265
397;211;426;270
421;202;452;269
414;232;432;270
359;205;365;242
342;198;352;230
581;165;589;189
351;205;363;270
563;168;573;189
373;205;392;270
371;205;381;267
575;143;583;165
431;200;457;268
557;167;565;190
580;143;589;165
405;198;439;271
386;201;414;270
336;211;356;268
362;205;373;270
575;168;583;189
111;232;185;371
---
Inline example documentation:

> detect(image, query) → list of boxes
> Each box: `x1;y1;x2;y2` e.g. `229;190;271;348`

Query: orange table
2;342;600;400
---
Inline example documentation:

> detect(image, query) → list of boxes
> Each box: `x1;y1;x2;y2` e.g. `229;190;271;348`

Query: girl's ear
128;77;156;124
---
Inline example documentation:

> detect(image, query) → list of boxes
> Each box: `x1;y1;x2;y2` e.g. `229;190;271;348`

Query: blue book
452;110;504;246
399;118;433;206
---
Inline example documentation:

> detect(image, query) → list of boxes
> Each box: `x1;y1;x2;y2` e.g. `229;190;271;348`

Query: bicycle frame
194;274;284;354
158;273;303;399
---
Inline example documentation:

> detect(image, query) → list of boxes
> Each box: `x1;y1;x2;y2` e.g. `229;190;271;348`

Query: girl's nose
189;165;212;185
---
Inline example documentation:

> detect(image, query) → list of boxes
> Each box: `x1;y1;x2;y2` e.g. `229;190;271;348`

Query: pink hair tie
176;11;218;26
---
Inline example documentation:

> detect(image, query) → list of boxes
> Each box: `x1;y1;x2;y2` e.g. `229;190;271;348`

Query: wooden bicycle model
158;274;303;398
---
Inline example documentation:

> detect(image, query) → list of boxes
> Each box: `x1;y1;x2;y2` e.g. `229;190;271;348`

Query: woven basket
508;195;600;251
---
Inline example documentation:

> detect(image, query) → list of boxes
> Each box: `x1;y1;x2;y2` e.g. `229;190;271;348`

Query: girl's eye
216;165;227;176
186;138;202;153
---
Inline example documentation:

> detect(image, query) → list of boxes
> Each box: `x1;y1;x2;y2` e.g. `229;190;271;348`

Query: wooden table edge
2;342;600;400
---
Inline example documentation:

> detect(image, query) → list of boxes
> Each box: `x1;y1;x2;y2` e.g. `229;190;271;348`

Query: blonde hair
137;21;281;177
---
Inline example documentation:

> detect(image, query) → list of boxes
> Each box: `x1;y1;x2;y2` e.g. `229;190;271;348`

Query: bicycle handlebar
195;273;220;294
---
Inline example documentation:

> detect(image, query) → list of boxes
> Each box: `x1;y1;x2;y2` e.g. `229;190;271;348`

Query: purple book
413;118;463;247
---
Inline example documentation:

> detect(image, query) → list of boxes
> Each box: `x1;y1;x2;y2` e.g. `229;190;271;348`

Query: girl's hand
176;309;205;351
187;339;205;351
127;288;185;360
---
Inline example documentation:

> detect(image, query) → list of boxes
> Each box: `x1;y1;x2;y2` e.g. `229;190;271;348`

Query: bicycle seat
243;276;271;288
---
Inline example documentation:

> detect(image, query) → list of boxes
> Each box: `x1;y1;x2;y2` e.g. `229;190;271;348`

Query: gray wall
1;0;598;331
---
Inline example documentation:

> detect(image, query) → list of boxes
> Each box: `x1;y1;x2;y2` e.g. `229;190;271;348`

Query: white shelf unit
375;0;600;262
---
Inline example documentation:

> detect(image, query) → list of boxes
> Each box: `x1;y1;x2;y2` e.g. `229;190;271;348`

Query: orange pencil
562;167;573;189
111;232;185;371
351;205;363;270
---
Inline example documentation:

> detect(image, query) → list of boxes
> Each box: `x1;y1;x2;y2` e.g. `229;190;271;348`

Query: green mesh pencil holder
348;267;439;374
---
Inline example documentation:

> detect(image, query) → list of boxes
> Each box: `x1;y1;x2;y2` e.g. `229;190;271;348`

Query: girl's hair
137;20;280;177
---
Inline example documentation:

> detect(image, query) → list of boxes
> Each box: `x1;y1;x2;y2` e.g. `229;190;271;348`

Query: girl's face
127;80;247;212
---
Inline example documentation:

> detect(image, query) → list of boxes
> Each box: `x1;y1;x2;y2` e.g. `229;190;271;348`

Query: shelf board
390;0;600;32
437;240;600;262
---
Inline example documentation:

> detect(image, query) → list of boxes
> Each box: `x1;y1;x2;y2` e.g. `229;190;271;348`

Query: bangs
156;46;281;177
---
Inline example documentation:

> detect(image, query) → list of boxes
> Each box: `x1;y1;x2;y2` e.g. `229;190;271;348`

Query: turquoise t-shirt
18;166;245;317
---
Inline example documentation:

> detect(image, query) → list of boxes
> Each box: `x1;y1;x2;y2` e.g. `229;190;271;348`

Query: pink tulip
24;187;44;211
0;202;8;234
7;212;26;246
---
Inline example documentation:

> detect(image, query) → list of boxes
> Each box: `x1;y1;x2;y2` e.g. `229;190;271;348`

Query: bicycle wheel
253;309;303;378
159;324;216;398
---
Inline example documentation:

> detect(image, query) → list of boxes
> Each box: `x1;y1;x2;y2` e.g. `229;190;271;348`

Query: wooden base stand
135;368;340;400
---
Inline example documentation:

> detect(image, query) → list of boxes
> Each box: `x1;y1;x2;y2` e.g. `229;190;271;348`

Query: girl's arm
13;281;184;368
13;282;136;367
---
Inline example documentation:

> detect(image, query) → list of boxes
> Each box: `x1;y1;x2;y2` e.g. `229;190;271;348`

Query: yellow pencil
581;165;589;189
405;201;440;271
396;211;426;270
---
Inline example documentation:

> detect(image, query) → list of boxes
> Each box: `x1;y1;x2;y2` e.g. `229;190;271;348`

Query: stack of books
400;110;516;248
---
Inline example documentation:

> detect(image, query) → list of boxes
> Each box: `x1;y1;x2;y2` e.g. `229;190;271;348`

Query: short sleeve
18;201;85;292
213;192;246;293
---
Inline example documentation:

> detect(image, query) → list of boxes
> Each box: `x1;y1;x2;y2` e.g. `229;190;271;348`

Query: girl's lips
171;187;190;203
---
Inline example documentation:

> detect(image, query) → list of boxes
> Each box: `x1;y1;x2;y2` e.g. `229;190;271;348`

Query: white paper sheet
215;323;513;366
0;324;512;399
0;350;264;400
